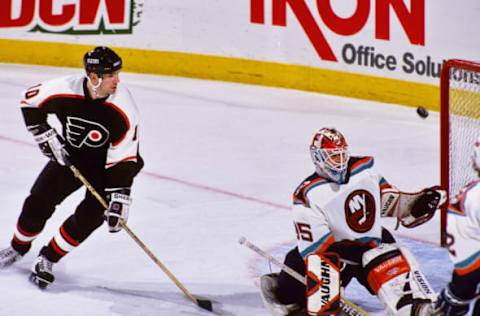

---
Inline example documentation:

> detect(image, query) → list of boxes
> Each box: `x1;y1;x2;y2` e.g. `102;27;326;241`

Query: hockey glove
28;123;69;166
434;286;470;316
381;186;447;228
105;188;131;233
407;186;448;228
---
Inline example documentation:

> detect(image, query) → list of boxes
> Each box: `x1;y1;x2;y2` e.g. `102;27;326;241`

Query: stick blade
196;298;213;312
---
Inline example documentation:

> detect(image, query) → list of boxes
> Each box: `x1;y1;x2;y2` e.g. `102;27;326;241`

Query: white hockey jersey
292;156;391;258
20;74;143;187
446;179;480;277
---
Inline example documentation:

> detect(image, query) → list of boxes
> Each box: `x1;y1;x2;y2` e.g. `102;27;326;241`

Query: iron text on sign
250;0;425;61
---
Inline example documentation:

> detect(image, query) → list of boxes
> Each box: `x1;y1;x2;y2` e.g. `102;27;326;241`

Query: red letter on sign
250;0;265;24
39;0;75;26
317;0;370;36
273;0;337;61
376;0;425;45
0;0;35;27
79;0;126;25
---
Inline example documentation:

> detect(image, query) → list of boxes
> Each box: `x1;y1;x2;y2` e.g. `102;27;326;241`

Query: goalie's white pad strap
306;253;341;315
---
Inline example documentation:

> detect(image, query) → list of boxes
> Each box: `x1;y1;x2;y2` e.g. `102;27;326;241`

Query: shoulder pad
293;173;329;207
21;75;84;108
106;84;140;127
349;156;374;175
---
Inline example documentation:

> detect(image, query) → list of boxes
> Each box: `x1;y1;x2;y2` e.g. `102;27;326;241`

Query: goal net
440;59;480;246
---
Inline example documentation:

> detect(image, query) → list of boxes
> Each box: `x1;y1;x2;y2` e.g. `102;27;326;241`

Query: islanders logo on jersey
66;117;109;148
344;190;376;233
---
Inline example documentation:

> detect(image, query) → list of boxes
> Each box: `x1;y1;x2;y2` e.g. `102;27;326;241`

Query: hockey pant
11;161;107;262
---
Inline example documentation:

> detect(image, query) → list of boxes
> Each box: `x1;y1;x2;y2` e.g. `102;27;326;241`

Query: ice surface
0;64;452;315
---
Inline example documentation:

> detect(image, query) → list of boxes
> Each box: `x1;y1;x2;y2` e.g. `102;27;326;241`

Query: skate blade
29;273;52;289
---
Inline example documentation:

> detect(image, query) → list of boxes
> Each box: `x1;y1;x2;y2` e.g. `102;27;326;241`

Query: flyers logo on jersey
66;117;109;148
344;190;376;233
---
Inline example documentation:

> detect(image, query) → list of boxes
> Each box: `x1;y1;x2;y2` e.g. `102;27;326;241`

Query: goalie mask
310;128;350;184
473;136;480;173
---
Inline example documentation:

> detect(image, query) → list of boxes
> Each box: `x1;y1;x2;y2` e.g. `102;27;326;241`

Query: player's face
327;152;343;166
99;70;120;95
323;148;348;170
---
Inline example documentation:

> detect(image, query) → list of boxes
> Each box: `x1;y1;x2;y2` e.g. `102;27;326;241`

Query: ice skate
30;255;55;289
259;273;305;316
0;246;23;269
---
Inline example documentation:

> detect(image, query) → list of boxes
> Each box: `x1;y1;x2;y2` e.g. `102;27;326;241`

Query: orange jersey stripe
454;257;480;276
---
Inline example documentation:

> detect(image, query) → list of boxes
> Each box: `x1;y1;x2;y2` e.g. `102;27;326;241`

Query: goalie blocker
306;253;341;315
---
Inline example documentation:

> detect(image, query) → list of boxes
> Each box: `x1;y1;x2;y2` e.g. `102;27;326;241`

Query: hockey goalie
258;128;446;316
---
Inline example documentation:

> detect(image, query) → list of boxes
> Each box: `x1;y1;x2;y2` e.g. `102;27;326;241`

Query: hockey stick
238;236;369;316
68;164;213;312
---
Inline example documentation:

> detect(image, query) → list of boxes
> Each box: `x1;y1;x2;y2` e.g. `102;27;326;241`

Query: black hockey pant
12;161;106;262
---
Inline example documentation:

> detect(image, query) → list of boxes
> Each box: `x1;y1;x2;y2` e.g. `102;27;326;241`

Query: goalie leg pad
398;245;437;302
306;253;341;315
363;244;435;316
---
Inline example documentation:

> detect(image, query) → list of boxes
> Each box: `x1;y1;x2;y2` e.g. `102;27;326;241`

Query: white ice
0;64;452;315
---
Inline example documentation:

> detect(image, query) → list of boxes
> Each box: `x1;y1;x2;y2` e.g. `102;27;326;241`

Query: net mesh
447;65;480;196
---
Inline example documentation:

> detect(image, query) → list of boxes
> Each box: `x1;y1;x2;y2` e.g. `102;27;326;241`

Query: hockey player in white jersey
434;136;480;316
259;128;446;316
0;46;143;289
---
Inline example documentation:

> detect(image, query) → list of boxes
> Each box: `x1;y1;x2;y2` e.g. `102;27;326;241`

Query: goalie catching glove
105;188;131;233
381;186;447;228
28;123;69;166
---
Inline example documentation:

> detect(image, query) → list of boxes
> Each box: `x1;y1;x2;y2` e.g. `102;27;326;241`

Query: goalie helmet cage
440;59;480;247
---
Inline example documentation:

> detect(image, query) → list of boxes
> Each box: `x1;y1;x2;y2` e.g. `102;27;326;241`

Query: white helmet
473;136;480;173
310;128;350;184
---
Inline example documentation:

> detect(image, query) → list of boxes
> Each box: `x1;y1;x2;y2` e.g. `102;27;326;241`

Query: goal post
440;59;480;246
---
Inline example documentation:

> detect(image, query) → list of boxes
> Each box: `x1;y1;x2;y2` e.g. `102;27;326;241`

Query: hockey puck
238;236;246;244
416;106;429;119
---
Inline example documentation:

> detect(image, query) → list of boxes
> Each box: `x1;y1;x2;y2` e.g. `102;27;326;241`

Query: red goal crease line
0;134;290;210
